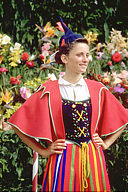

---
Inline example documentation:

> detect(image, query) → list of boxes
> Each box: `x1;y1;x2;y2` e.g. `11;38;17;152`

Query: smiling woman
56;39;90;84
8;17;128;192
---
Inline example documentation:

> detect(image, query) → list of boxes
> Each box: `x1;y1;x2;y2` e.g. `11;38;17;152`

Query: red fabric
8;79;128;147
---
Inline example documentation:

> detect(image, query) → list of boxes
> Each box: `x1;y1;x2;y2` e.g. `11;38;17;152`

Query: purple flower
96;52;103;59
114;84;125;93
20;87;31;100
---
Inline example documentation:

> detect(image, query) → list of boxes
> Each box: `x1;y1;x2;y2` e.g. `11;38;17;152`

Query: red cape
8;79;128;148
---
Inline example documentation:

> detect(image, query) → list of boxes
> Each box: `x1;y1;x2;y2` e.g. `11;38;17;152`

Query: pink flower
26;61;34;68
96;52;103;59
111;52;122;62
56;22;65;32
59;72;65;78
0;67;8;73
41;43;50;51
20;87;31;100
21;52;29;61
108;61;112;66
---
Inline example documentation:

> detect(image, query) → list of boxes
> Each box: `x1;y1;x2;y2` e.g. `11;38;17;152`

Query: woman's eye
77;53;82;57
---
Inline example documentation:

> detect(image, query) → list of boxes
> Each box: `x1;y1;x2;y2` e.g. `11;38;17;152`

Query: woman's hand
42;139;66;158
93;127;124;151
93;133;108;150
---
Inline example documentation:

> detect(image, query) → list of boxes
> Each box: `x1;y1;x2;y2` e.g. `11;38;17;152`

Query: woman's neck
62;72;82;84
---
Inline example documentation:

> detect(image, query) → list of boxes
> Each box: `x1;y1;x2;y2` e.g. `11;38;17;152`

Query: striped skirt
41;141;110;192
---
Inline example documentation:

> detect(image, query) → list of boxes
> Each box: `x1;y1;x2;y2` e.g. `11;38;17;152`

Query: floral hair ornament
59;16;83;47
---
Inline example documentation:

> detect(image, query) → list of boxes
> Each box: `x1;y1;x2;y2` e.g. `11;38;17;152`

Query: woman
8;18;128;191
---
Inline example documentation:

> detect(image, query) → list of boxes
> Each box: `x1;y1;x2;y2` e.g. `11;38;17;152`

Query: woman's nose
82;55;88;62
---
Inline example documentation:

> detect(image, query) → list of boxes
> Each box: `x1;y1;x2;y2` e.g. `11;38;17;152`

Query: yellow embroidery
77;110;84;121
78;127;86;137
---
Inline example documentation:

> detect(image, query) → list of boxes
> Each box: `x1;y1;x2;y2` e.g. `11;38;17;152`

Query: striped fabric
41;141;110;192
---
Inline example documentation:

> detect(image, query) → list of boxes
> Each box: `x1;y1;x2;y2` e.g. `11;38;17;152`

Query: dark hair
55;38;89;64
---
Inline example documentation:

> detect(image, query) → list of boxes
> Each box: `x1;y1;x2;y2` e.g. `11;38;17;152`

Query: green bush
0;130;47;192
0;0;128;52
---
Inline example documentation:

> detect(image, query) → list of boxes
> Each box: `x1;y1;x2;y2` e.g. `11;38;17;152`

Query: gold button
72;104;76;108
83;103;87;107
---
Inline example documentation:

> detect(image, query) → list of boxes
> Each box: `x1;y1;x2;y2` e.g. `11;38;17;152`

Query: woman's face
62;43;90;75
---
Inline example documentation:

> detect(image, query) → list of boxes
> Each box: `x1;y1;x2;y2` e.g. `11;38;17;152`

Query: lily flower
1;89;13;104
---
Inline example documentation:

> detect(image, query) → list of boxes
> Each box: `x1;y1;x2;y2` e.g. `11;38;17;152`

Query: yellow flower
34;78;42;83
9;62;18;67
1;89;13;104
84;31;98;44
46;28;55;37
102;78;110;84
46;58;51;63
44;22;52;31
44;22;55;37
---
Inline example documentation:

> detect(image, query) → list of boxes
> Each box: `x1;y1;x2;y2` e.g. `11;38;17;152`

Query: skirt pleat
41;141;110;192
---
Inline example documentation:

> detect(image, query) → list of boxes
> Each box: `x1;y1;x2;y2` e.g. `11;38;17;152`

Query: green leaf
104;22;109;43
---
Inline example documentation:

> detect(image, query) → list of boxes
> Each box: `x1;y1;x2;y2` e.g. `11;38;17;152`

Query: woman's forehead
71;43;89;52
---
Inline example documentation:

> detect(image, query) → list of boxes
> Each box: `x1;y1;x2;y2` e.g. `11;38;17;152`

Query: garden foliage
0;1;128;191
0;0;128;52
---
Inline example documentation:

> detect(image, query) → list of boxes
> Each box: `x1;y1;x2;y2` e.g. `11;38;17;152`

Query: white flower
10;46;14;52
113;78;122;85
50;51;58;63
89;54;92;61
1;35;11;45
48;73;57;81
42;50;49;57
18;59;21;64
29;55;36;60
14;42;21;50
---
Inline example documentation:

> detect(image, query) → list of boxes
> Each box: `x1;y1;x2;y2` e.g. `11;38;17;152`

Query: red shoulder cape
8;79;128;147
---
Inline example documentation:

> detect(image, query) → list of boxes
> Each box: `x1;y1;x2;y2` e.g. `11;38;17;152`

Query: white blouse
58;76;90;101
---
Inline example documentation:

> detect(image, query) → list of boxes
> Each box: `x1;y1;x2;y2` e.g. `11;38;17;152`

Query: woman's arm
93;127;125;150
13;127;66;158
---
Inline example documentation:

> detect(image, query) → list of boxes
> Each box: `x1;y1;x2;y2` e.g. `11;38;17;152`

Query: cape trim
7;122;53;142
39;88;58;140
94;86;108;134
101;123;127;137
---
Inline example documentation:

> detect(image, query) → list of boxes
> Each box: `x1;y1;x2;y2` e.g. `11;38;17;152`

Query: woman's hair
55;38;89;64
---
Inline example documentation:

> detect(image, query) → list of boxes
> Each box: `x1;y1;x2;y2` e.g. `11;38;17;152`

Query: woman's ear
61;54;68;64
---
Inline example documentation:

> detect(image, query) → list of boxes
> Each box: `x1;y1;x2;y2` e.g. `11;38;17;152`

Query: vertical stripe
42;161;50;192
90;142;100;191
69;145;76;191
61;148;67;191
98;148;106;191
49;156;52;191
79;147;82;191
52;154;62;192
88;162;95;191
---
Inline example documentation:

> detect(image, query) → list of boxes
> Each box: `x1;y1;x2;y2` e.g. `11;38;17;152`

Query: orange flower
0;55;3;64
56;22;65;32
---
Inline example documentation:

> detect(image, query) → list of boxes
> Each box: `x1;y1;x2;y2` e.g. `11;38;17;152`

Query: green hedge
0;129;128;191
0;0;128;52
0;130;47;192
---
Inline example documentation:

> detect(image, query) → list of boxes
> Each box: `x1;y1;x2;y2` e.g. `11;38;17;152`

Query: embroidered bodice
62;99;92;145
